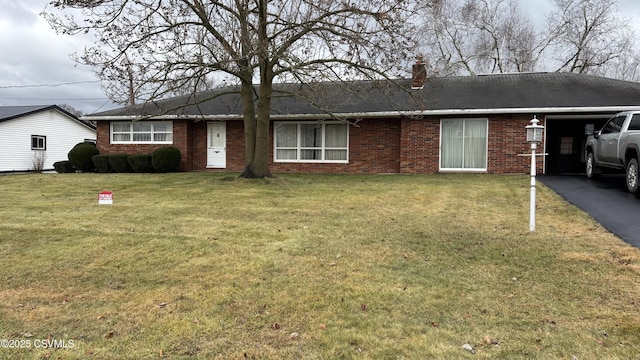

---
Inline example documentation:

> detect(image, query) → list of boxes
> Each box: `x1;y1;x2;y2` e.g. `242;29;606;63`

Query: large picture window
274;122;348;163
440;118;488;171
110;121;173;144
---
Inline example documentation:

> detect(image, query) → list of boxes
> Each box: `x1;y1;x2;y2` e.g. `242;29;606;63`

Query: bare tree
44;0;420;178
419;0;538;76
57;103;84;117
545;0;638;77
418;0;640;81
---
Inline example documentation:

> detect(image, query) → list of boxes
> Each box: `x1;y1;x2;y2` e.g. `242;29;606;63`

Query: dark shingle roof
0;105;96;129
0;105;57;121
89;72;640;118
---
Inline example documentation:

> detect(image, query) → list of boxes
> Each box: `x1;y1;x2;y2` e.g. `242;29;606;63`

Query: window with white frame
110;121;173;144
274;122;349;163
31;135;46;150
440;118;488;171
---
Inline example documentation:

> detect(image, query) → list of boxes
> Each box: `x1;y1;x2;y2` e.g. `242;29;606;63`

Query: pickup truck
585;111;640;194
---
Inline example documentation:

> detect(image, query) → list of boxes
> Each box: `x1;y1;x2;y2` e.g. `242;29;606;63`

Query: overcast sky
1;0;639;115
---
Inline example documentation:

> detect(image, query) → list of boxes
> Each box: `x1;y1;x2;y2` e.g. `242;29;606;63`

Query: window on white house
440;118;488;171
274;122;348;163
31;135;46;150
110;121;173;144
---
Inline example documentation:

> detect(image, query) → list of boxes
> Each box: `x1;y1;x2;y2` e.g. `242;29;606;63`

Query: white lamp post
526;116;544;232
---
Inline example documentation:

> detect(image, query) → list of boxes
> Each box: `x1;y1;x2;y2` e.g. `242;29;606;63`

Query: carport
543;114;612;174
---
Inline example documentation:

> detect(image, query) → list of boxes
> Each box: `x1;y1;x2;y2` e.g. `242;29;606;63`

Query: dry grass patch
0;173;639;359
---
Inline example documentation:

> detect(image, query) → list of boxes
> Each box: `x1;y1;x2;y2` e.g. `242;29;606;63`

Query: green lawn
0;173;639;359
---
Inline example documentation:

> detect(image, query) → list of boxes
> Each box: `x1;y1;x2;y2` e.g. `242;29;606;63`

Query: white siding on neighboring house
0;109;96;172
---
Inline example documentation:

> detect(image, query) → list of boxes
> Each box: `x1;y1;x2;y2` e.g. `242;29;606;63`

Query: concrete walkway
539;174;640;248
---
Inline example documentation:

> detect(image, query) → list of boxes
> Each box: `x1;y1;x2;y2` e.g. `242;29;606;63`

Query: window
601;116;625;134
110;121;173;144
274;122;348;163
628;114;640;131
31;135;46;150
440;118;488;171
560;137;574;155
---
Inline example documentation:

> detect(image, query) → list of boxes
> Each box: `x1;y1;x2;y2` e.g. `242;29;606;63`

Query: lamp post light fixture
526;116;545;232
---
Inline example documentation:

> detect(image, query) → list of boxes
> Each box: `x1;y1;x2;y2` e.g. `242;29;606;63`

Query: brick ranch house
85;72;640;175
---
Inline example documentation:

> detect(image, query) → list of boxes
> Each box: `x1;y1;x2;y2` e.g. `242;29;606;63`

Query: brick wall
96;114;543;174
271;118;401;174
399;116;440;173
488;114;545;174
96;121;192;171
399;114;543;174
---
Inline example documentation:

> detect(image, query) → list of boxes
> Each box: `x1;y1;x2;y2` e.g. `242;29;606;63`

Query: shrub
128;154;154;173
32;151;46;173
68;144;99;172
109;154;132;173
152;146;182;173
76;141;97;147
92;155;112;173
53;161;75;173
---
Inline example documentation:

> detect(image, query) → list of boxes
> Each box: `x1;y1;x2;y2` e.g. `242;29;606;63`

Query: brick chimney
411;55;427;90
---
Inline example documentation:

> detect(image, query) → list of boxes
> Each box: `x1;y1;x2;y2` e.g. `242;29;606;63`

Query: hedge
109;154;132;173
128;154;154;173
152;146;182;173
92;155;112;173
68;144;99;172
53;161;75;173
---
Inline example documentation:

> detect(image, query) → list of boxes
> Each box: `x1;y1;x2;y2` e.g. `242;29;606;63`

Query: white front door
207;122;226;168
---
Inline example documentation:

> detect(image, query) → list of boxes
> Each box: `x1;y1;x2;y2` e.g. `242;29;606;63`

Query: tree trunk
241;81;273;179
240;80;256;167
241;0;273;179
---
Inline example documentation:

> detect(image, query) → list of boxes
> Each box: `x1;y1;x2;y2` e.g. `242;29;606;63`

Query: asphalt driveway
539;174;640;248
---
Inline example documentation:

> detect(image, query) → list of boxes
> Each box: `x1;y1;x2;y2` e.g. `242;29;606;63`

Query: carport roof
87;72;640;119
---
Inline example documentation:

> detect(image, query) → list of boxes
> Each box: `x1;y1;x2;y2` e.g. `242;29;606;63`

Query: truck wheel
586;152;600;179
626;158;640;194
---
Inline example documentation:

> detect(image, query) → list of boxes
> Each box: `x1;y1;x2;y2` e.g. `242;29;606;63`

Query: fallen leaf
288;332;300;340
105;331;114;338
193;317;200;325
403;253;409;259
431;322;438;327
97;314;105;320
484;335;492;344
319;323;326;330
159;349;164;358
271;323;281;330
360;304;367;311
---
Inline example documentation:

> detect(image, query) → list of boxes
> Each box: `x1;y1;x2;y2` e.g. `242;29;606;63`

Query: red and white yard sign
98;191;113;205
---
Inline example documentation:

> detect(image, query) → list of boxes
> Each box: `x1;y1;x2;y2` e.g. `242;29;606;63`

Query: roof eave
83;106;640;122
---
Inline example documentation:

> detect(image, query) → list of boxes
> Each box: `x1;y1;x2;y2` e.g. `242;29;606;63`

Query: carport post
526;117;544;232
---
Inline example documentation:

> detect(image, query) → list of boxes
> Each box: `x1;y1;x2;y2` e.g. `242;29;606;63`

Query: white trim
439;118;489;172
273;121;349;163
110;121;173;144
31;135;46;150
84;106;640;122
